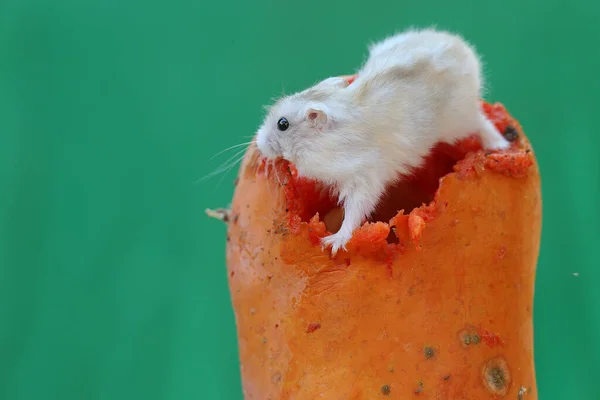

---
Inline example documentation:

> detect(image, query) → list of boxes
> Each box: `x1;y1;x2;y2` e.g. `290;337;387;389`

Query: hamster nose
256;133;276;159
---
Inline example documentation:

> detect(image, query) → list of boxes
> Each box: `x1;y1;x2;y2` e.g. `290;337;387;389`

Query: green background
1;0;598;399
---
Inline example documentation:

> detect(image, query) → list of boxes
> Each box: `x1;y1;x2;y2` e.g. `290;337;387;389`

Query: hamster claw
321;233;349;257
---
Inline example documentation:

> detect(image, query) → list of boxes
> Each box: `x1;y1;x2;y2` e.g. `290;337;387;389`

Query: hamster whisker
196;147;248;183
210;140;255;160
214;152;246;189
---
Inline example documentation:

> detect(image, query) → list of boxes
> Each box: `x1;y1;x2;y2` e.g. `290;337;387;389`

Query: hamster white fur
255;28;510;256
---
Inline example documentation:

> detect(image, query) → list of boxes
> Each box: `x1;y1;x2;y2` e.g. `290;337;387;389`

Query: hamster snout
255;127;278;160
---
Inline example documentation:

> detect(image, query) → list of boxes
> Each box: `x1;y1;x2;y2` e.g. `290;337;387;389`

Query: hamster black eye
277;117;289;131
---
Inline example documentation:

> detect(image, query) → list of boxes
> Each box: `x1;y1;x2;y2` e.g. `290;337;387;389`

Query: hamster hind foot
321;184;385;256
321;230;352;257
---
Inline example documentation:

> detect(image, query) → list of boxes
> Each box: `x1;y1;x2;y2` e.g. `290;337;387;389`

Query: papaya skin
224;95;541;399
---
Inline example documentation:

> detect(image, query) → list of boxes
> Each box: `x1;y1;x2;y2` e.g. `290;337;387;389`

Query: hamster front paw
321;231;351;257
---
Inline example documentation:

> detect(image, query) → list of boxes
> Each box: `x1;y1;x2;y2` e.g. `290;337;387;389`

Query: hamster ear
320;76;350;89
306;107;328;128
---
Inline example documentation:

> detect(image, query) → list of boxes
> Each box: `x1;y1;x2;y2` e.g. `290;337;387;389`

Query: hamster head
256;77;352;178
256;94;333;163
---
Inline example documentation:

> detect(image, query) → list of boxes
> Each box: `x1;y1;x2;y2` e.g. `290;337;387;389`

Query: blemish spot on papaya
273;224;288;235
495;246;507;262
414;381;424;394
459;331;475;346
381;384;391;395
423;346;435;359
503;125;519;142
459;326;481;347
307;323;321;333
480;328;503;347
271;372;282;384
482;357;511;396
518;386;529;399
489;367;504;388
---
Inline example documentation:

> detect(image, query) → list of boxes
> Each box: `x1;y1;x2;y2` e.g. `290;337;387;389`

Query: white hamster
255;28;510;256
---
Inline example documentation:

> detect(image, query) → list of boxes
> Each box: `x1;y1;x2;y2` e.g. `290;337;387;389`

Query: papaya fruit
222;89;541;399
